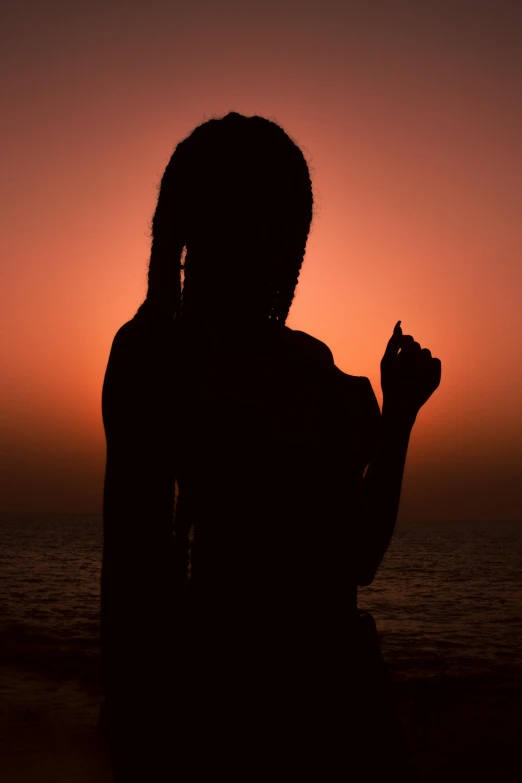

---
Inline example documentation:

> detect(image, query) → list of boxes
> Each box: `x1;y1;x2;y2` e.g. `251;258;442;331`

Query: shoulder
104;315;176;394
280;331;379;415
109;315;169;350
108;315;186;366
107;317;154;361
282;328;370;387
334;367;380;410
109;318;139;355
333;367;375;393
102;316;179;434
282;328;335;371
103;319;145;405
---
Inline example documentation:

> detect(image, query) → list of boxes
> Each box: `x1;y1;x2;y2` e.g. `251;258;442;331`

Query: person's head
137;112;314;327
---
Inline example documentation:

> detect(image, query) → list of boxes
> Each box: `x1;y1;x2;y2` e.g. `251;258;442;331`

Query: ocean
1;513;520;694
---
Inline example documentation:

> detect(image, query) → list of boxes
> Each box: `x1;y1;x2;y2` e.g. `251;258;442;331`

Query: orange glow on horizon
1;2;521;520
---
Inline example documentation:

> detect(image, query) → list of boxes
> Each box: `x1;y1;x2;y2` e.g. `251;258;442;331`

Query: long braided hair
135;113;314;589
136;112;314;325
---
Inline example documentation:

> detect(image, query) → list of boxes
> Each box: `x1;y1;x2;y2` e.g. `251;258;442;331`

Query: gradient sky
1;0;521;521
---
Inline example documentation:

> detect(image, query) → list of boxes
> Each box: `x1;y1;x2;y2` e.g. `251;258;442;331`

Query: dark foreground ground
0;666;520;782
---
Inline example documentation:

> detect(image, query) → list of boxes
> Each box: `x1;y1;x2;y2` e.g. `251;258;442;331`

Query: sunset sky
1;0;521;522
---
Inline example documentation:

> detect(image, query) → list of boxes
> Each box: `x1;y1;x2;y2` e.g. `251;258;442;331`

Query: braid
134;112;314;589
136;138;191;322
137;111;313;326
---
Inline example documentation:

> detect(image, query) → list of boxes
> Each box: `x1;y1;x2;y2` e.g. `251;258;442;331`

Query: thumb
382;320;402;361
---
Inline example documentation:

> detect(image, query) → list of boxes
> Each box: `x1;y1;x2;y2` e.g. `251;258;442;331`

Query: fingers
399;335;421;352
382;320;403;361
382;322;422;362
382;323;440;384
432;357;442;386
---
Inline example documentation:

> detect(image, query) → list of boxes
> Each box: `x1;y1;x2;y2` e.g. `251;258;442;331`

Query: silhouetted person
101;112;441;781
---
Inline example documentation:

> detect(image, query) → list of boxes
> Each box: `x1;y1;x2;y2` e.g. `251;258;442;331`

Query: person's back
103;313;378;777
181;320;373;601
183;322;381;775
101;112;441;781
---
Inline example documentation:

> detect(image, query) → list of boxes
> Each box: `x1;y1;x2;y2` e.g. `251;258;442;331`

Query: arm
101;321;177;662
355;321;441;586
101;319;180;773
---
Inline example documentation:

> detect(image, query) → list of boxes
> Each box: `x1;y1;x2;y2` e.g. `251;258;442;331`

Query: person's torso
172;321;368;618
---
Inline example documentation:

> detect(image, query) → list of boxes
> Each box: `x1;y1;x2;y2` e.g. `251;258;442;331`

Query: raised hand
380;321;441;421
